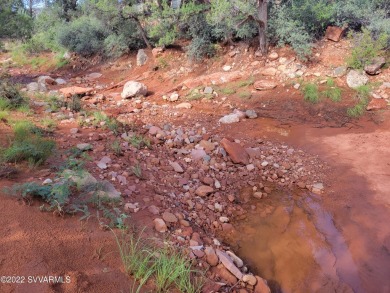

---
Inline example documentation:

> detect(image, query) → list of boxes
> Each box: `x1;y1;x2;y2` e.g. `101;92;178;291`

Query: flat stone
243;274;257;286
199;140;215;152
325;26;345;42
204;86;213;94
216;250;243;280
332;66;347;77
254;80;277;90
153;218;167;232
99;180;121;199
195;185;214;197
366;98;387;111
226;251;244;268
191;149;207;161
86;72;102;79
77;143;92;151
220;138;250;165
261;68;277;76
148;205;160;215
176;102;192;109
219;113;240;124
364;57;386;75
169;161;184;173
162;212;178;223
59;86;93;98
215;265;237;285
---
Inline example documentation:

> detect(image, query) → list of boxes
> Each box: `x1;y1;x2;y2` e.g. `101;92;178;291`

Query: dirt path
0;184;136;293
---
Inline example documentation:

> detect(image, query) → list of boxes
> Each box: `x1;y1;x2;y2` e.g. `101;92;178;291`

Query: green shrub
0;80;28;110
2;121;55;165
347;28;388;69
58;16;109;56
302;83;319;103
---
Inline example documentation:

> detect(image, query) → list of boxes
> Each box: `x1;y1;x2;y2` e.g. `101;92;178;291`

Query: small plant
0;80;28;110
347;101;367;118
114;231;204;293
322;78;342;102
2;121;55;165
355;84;371;100
347;28;388;70
238;91;251;99
132;163;143;179
186;88;203;101
68;95;82;112
237;77;254;88
0;110;9;121
219;87;236;95
111;140;122;156
41;118;57;131
157;57;169;69
302;83;319;103
127;135;150;149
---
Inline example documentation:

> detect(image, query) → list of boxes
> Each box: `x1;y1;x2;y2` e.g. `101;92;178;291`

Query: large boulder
364;57;386;75
346;70;369;89
136;49;148;66
121;81;148;99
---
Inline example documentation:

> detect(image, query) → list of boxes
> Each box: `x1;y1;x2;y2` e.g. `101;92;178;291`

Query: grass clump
236;77;254;88
302;83;319;103
126;135;150;149
0;110;9;120
219;87;236;95
91;111;121;135
1;121;55;166
115;231;204;293
322;78;342;102
347;85;371;118
0;80;29;111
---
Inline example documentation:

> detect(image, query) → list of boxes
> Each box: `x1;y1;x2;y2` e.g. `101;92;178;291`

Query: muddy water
229;191;361;293
225;117;390;293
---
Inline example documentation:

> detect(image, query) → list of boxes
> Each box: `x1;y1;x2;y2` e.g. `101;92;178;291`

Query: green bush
302;83;319;103
347;28;388;69
58;16;109;56
0;80;28;110
2;121;55;165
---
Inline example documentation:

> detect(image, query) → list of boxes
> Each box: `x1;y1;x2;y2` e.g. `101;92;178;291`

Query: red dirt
1;38;389;292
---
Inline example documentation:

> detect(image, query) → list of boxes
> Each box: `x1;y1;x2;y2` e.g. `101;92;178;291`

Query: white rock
219;113;240;124
121;81;148;99
346;70;369;89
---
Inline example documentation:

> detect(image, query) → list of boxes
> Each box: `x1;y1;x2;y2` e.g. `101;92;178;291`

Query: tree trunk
257;0;268;54
134;17;152;49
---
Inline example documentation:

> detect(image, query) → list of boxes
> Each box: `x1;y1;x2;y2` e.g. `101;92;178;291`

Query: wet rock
220;138;250;165
245;110;258;119
364;57;386;75
136;49;148;66
254;276;271;293
162;212;178;223
153;218;167;232
346;70;369;89
325;26;345;42
366;98;387;111
121;81;147;99
215;265;237;285
195;185;214;197
226;251;244;268
219;113;240;124
254;80;277;90
205;246;219;266
243;274;257;286
216;249;243;280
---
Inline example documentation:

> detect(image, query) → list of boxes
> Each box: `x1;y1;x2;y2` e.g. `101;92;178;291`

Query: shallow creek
226;191;363;293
